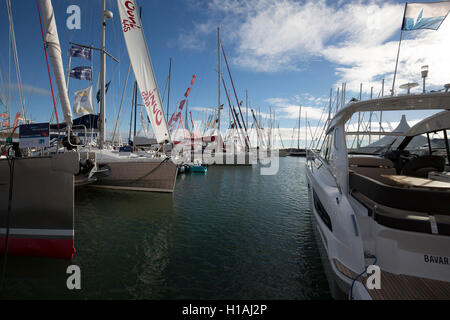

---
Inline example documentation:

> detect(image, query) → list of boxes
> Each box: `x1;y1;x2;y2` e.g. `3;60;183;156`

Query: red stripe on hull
0;237;75;260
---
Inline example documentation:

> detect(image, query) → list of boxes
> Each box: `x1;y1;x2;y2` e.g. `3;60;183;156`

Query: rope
132;157;171;181
349;255;378;300
102;157;171;187
6;0;27;123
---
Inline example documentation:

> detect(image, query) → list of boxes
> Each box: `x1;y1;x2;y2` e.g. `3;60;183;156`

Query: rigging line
221;45;250;145
310;106;326;150
8;22;11;118
6;0;27;123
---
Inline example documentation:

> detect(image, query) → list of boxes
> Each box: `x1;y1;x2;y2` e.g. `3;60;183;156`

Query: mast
99;0;107;148
305;112;308;150
297;105;302;150
217;27;221;137
327;88;332;124
129;82;135;143
167;57;172;120
278;124;285;149
133;80;138;140
246;90;248;129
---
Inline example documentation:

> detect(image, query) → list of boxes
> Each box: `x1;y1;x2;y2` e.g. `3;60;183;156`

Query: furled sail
39;0;73;127
117;0;171;143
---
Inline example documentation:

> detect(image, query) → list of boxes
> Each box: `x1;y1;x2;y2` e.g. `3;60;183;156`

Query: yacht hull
306;167;354;300
91;159;178;193
306;158;450;300
0;153;79;260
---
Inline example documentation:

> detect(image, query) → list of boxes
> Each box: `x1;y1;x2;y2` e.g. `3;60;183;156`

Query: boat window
334;129;339;151
320;130;335;163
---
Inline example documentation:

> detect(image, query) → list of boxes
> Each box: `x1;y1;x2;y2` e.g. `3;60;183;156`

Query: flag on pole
96;81;111;103
184;75;197;98
73;86;94;116
70;66;93;81
168;75;197;126
402;2;450;31
168;100;186;126
69;46;92;60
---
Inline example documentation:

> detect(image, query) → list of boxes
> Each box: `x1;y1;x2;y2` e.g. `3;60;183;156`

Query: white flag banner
73;86;94;116
117;0;170;143
403;1;450;31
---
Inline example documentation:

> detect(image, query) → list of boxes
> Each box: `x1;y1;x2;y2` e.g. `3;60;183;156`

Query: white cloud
202;0;404;72
181;0;450;94
266;93;329;121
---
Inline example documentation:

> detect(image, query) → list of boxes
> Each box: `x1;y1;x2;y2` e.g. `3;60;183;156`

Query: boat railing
307;149;343;195
67;124;88;148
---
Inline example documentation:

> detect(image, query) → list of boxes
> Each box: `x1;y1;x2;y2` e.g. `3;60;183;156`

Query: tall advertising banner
117;0;171;143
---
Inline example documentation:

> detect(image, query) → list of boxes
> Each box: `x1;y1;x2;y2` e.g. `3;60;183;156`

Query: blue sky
0;0;449;145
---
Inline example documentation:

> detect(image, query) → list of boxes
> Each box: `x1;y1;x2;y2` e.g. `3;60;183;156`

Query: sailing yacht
306;92;450;299
0;0;177;261
288;105;306;157
74;0;178;193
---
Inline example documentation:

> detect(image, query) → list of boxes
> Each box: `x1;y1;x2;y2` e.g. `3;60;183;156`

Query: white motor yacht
306;92;450;300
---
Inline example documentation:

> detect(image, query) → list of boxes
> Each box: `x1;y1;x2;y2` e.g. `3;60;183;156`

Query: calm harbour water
0;157;331;300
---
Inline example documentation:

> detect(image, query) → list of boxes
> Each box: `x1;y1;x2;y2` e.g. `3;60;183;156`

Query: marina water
0;157;330;300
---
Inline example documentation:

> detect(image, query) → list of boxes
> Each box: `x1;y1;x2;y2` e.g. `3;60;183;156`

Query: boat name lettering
142;90;163;126
122;0;141;33
424;254;449;266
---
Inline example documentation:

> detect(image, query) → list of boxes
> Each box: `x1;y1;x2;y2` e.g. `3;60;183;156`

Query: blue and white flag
70;66;92;81
402;2;450;31
69;46;92;60
96;81;111;103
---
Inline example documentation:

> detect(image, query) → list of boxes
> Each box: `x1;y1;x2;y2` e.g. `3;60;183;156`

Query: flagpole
391;30;403;96
391;3;407;96
66;55;72;91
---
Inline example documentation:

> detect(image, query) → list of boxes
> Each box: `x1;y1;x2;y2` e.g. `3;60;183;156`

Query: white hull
79;148;178;193
305;93;450;300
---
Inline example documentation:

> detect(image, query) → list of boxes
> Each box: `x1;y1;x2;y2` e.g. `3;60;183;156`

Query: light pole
421;65;429;94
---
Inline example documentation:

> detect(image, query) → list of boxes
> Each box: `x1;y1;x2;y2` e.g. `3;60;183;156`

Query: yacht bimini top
328;92;450;134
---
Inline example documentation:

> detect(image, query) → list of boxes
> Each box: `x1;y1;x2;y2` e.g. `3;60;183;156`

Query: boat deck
334;259;450;300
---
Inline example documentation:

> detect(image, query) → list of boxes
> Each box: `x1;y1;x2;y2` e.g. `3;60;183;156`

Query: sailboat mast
167;57;172;120
99;0;107;148
134;81;138;139
305;112;308;150
297;105;302;150
217;27;221;135
129;82;135;143
246;90;248;129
